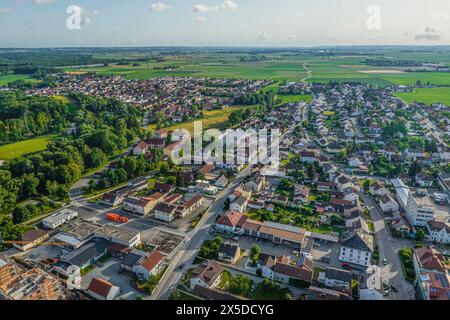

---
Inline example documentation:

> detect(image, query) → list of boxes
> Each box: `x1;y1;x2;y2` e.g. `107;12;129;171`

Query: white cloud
194;1;237;13
257;31;268;40
414;26;445;41
196;16;206;23
429;12;449;20
288;34;297;39
0;8;12;14
34;0;55;4
194;4;219;13
220;0;238;11
150;2;172;12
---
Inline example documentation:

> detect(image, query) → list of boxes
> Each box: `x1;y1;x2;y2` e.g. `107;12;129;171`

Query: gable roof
341;230;374;252
216;211;247;228
192;261;224;286
139;250;164;272
325;267;352;283
415;246;448;273
87;278;116;299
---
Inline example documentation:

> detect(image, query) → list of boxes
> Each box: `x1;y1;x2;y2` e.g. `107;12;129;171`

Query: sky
0;0;450;47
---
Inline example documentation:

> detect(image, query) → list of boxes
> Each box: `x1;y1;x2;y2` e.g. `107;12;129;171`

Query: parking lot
81;258;143;300
310;241;342;270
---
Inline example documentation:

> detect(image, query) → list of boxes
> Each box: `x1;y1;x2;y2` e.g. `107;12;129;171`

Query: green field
394;87;450;105
0;74;34;86
61;53;450;89
0;135;58;160
278;94;312;104
149;106;253;135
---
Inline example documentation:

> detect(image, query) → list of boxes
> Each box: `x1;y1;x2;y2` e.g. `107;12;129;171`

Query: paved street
151;164;255;299
361;194;416;300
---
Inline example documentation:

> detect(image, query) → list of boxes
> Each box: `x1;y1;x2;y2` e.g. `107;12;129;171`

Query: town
1;69;449;302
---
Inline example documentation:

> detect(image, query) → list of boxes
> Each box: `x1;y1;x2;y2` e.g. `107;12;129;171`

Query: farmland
394;88;450;105
0;135;58;160
0;74;34;86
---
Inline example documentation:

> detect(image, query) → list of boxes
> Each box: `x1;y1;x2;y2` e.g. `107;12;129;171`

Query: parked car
390;285;399;292
232;236;240;241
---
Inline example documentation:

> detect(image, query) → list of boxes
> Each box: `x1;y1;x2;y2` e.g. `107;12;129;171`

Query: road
361;194;416;300
152;125;297;300
151;164;255;300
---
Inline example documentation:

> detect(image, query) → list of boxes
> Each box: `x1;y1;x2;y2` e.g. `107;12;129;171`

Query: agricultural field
0;74;34;86
394;88;450;105
0;135;58;160
149;105;254;135
60;52;450;89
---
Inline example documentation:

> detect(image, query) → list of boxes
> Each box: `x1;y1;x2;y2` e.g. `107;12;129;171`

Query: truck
106;213;121;222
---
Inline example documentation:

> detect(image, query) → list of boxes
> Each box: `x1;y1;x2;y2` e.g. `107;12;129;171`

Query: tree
363;180;371;193
415;229;425;241
306;163;317;180
12;206;30;224
228;274;252;296
408;161;422;177
250;245;261;264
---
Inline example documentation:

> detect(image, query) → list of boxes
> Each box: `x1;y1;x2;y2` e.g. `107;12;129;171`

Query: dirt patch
358;70;405;74
65;71;88;75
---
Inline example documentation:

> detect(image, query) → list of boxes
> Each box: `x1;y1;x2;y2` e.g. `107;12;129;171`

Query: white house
133;250;165;281
348;157;362;168
132;141;149;156
426;220;450;244
378;194;399;213
154;202;178;222
339;230;374;267
87;278;120;301
318;267;352;292
190;261;224;290
42;209;78;230
230;196;248;213
415;173;433;188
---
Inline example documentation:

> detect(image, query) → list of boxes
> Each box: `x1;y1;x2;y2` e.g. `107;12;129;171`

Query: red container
106;213;120;222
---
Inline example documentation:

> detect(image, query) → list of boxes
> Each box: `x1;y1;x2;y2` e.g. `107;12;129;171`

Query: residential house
215;211;248;235
154;202;178;222
87;278;120;301
339;230;374;267
294;185;311;204
215;175;229;188
190;261;224;290
416;173;434;188
132;141;149;156
230;196;248;213
318;267;352;292
12;229;49;252
218;243;241;264
426;221;450;244
307;286;352;300
133;250;165;281
379;194;399;213
370;182;388;196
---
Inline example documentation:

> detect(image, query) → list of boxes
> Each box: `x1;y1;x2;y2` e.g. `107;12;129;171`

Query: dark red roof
88;278;114;298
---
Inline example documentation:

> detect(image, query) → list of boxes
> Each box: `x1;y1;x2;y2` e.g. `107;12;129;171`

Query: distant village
1;78;449;301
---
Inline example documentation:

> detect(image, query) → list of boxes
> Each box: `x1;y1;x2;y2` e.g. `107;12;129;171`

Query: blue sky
0;0;450;47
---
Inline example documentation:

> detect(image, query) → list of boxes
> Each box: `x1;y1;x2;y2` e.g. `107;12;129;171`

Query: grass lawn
394;87;450;105
278;94;312;104
0;135;58;160
149;105;255;135
0;74;35;86
252;282;289;300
